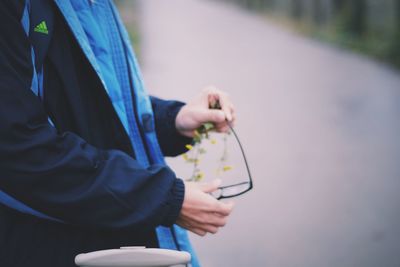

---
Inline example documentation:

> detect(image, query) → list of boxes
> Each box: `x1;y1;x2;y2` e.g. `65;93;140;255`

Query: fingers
178;180;234;237
191;223;219;236
177;220;208;236
215;123;230;133
196;109;225;124
189;225;220;236
212;201;234;217
197;108;233;133
196;181;235;216
191;210;231;236
218;94;234;122
202;225;219;234
206;212;228;227
191;228;207;236
203;86;235;123
192;197;233;226
199;179;222;193
181;213;227;236
176;86;235;136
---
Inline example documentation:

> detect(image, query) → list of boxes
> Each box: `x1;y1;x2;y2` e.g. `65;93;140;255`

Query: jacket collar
53;0;109;95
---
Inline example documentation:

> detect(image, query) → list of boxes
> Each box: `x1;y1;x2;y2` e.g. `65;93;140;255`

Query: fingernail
218;111;225;121
223;110;232;122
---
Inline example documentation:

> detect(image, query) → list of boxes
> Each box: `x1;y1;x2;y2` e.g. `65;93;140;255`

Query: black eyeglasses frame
215;124;253;200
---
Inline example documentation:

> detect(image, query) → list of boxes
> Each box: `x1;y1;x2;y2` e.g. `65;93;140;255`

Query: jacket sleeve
0;2;184;230
150;96;193;157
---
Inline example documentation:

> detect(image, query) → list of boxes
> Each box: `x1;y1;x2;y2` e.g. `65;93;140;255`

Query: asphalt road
137;0;400;266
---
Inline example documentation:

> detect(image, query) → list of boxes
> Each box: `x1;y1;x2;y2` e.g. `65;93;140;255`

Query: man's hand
176;180;234;236
175;86;236;137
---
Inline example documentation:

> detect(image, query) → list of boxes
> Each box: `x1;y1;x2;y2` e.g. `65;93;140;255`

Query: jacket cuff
151;97;193;156
160;178;185;227
165;102;193;153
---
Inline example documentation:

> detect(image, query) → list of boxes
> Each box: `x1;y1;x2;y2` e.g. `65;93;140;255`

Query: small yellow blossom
210;139;217;144
223;165;233;172
182;154;189;161
195;172;204;181
199;148;206;154
185;144;193;150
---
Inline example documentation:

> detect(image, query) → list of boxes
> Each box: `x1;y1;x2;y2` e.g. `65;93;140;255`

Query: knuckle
203;213;216;223
196;215;207;224
212;202;222;211
210;228;219;234
221;206;232;215
219;218;227;227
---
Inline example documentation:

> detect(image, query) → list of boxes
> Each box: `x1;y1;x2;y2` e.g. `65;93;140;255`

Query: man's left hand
175;86;236;138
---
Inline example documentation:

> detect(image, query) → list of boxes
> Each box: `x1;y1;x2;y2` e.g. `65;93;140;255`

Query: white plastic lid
75;248;191;267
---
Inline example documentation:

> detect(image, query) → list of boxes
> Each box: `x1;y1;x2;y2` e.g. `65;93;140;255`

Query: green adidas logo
34;21;49;35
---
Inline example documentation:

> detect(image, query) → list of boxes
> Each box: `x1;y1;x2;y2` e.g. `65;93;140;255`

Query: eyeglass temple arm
227;123;253;188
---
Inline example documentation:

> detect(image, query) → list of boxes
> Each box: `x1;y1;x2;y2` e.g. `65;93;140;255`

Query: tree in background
291;0;303;20
348;0;366;36
332;0;345;13
312;0;323;25
216;0;400;68
332;0;366;36
389;0;400;66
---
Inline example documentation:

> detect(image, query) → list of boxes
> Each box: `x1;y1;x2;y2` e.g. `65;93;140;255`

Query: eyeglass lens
212;181;252;199
212;125;253;199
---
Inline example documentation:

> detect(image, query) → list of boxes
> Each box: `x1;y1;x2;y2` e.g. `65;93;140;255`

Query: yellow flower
210;139;217;144
223;165;233;172
182;154;189;161
185;144;193;150
195;172;204;181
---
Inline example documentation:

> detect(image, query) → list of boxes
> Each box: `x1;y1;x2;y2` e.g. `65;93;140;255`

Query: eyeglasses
212;124;253;200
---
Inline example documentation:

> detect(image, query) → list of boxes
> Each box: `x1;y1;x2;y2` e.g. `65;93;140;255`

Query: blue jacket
0;1;197;266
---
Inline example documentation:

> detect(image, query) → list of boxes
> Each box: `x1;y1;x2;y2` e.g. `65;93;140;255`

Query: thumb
196;109;225;124
199;179;222;193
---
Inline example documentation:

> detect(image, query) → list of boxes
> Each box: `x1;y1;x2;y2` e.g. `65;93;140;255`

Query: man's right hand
176;180;234;236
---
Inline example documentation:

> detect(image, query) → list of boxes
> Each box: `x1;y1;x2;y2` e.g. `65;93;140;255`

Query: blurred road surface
137;0;400;266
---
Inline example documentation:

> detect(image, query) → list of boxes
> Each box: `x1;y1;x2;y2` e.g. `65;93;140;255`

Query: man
0;1;235;266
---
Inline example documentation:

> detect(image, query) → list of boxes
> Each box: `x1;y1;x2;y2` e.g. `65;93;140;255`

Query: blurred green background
117;0;400;68
216;0;400;68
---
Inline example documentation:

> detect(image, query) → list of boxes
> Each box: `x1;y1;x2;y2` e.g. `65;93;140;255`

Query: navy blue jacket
0;1;191;266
